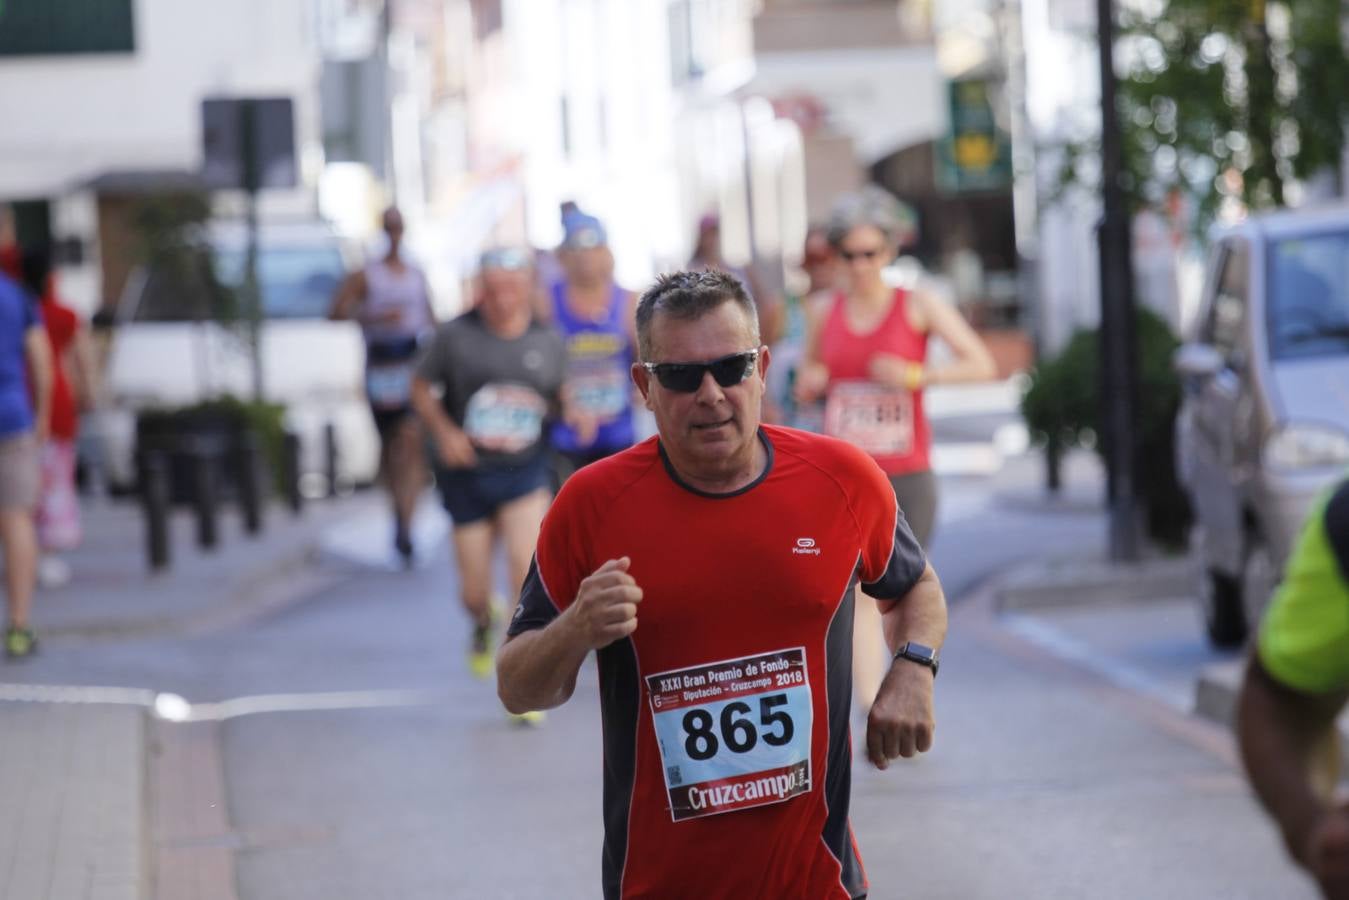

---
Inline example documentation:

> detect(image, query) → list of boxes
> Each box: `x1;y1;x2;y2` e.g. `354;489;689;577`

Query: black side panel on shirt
861;511;927;601
506;557;560;637
822;573;867;898
597;639;641;900
1325;481;1349;582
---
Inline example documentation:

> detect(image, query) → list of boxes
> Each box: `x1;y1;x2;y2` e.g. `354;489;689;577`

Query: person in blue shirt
0;270;53;658
541;213;639;485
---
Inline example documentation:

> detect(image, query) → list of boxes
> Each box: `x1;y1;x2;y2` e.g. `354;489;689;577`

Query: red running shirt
509;426;927;900
817;289;930;475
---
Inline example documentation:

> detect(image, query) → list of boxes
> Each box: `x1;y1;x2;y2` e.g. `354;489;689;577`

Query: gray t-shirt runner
416;309;567;469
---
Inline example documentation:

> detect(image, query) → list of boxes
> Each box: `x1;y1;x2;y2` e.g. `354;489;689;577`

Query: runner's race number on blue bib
366;362;414;410
646;648;812;822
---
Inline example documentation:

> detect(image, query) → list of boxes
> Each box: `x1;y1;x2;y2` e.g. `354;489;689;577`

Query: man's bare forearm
24;328;53;436
497;612;591;714
1237;658;1346;860
880;564;947;655
410;378;456;438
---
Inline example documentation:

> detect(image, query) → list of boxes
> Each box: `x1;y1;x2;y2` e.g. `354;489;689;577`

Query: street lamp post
1096;0;1142;561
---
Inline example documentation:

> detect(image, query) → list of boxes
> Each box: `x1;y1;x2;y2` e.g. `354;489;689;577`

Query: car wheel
1200;567;1247;649
1240;534;1279;639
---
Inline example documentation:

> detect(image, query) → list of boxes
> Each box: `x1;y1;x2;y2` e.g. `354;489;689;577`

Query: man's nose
694;370;725;403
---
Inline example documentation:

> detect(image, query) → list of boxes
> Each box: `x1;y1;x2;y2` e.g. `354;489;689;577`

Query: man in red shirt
497;269;948;899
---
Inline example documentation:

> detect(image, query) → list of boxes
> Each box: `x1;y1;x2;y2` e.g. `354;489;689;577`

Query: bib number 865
683;693;794;761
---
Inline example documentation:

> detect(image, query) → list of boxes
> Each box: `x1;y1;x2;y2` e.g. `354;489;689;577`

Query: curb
997;554;1196;611
1195;659;1349;772
42;540;328;642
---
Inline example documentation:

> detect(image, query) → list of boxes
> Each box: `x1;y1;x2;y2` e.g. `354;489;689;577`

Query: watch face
905;643;936;663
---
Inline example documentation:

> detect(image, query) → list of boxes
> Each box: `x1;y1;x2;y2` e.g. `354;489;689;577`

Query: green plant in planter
128;195;287;498
1021;307;1192;550
136;397;287;499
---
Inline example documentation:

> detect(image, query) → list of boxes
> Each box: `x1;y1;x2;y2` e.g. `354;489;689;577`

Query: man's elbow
495;643;535;714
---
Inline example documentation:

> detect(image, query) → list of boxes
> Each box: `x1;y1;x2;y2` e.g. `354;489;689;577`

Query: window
1266;232;1349;361
134;245;344;322
214;246;345;320
0;0;135;56
1206;241;1248;363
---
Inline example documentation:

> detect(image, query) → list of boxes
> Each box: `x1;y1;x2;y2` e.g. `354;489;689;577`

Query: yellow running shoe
467;621;494;680
507;710;545;727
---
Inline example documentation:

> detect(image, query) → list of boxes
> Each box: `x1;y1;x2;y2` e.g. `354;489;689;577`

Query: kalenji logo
792;537;821;556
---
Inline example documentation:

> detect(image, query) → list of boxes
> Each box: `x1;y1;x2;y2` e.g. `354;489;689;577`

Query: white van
98;220;380;495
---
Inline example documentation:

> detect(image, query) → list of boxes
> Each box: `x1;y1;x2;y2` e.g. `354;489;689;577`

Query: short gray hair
635;269;759;362
826;184;916;250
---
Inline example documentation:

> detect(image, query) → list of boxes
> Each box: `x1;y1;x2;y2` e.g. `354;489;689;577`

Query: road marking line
181;688;444;721
0;682;156;706
0;683;447;722
1000;613;1194;713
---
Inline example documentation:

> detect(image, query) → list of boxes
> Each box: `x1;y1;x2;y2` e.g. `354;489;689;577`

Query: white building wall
1022;0;1191;354
0;0;324;206
504;0;691;288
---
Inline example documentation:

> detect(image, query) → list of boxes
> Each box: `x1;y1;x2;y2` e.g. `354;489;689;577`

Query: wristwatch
894;641;939;678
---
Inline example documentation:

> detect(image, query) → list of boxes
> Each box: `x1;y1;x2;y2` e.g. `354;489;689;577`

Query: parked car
98;220;381;496
1174;206;1349;648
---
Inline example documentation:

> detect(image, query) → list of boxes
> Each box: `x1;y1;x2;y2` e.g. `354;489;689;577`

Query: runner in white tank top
330;207;435;565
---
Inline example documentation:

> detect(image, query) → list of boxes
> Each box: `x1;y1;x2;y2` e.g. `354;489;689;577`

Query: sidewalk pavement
995;538;1349;771
0;488;395;900
31;491;386;640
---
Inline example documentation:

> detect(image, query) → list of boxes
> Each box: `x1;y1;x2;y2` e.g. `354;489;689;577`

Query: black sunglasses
840;247;884;262
642;350;759;393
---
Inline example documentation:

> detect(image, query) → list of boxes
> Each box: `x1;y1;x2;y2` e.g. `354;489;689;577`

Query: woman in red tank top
795;186;995;713
21;248;96;587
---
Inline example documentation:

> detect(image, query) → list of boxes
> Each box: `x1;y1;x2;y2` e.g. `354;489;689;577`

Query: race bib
646;648;812;822
824;381;914;456
366;362;413;410
567;365;628;422
463;382;547;453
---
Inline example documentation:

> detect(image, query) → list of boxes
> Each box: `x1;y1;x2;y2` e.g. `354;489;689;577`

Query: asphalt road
2;443;1318;898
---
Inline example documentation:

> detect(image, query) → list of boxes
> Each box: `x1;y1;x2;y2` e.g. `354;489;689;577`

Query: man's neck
482;309;531;340
566;277;610;305
666;432;767;495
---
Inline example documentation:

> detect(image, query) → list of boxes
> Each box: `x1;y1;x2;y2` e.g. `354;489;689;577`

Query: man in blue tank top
544;213;638;485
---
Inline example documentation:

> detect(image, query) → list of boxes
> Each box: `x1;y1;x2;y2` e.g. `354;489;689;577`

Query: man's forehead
648;302;756;358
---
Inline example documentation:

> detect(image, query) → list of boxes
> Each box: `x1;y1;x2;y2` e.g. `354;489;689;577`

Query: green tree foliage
1064;0;1349;226
130;192;239;324
1021;307;1192;549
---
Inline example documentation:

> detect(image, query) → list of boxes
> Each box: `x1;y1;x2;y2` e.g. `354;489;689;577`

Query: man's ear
758;344;772;380
631;363;654;411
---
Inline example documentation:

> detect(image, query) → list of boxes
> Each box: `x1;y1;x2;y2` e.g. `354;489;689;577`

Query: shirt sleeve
849;451;926;602
506;475;594;637
414;325;449;384
1258;481;1349;695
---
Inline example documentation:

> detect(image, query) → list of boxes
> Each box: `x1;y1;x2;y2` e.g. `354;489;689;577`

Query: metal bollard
190;439;219;550
1045;433;1062;494
323;421;339;498
238;432;264;535
140;451;171;571
282;431;303;514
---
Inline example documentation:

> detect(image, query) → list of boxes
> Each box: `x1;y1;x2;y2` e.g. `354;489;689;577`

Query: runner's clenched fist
566;557;643;650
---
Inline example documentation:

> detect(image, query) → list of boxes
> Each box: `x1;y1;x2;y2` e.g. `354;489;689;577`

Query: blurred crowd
333;183;996;715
